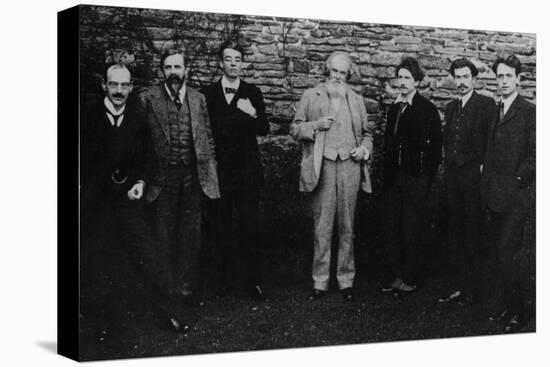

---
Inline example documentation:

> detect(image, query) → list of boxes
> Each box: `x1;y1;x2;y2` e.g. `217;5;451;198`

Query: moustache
112;93;125;99
458;84;467;89
167;74;184;83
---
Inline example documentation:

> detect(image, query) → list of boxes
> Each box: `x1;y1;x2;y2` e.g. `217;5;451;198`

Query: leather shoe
504;314;526;333
307;289;326;301
250;285;272;302
489;309;510;323
392;282;417;298
438;290;462;303
167;317;190;333
341;288;355;302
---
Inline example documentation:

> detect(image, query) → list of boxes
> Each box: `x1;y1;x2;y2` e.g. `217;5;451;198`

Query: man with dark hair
81;64;185;340
139;50;220;307
438;58;496;306
482;55;535;332
380;56;442;297
291;51;374;302
201;40;271;301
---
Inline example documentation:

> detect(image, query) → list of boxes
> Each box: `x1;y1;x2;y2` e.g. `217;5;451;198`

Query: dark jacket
201;79;269;193
383;91;442;188
81;96;153;207
481;95;536;213
443;91;496;168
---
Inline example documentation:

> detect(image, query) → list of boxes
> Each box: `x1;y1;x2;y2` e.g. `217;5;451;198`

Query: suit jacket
290;82;374;193
383;91;442;188
443;91;496;168
81;96;153;208
201;79;269;193
481;95;535;213
138;85;220;200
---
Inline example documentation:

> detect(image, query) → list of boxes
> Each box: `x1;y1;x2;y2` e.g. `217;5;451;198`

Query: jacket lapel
187;88;200;144
498;96;520;127
150;86;171;142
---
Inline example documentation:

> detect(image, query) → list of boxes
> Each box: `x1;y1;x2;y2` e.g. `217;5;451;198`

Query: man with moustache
139;50;220;307
438;58;496;306
380;56;442;297
81;64;185;340
291;52;374;302
482;55;535;332
201;41;271;301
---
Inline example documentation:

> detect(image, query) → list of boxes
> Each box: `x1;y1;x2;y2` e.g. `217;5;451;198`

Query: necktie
498;102;504;122
393;102;408;136
174;95;182;110
106;111;123;127
457;98;463;117
225;87;237;94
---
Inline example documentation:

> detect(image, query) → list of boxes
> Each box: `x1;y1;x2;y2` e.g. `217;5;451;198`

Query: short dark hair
396;56;425;81
103;63;131;82
492;54;522;76
218;40;245;61
160;50;185;69
449;58;478;77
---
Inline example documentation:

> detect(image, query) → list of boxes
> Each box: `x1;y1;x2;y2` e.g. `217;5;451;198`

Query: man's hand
315;116;335;131
237;98;257;117
350;146;369;161
128;182;144;200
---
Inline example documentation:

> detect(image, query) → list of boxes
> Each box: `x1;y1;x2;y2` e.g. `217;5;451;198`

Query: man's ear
101;79;107;93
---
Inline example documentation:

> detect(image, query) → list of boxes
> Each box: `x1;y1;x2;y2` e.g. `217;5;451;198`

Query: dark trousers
213;187;262;289
81;187;179;329
487;208;526;317
153;162;203;296
445;162;484;295
381;171;430;284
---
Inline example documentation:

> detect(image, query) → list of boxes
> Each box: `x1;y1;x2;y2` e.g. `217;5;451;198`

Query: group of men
81;37;535;343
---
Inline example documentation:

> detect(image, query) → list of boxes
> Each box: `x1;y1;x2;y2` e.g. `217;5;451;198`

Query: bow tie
224;87;237;94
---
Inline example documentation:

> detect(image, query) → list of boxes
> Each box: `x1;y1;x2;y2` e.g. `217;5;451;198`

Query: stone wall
78;5;536;283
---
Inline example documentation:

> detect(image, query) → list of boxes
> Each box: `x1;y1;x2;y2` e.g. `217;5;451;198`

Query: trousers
311;158;361;290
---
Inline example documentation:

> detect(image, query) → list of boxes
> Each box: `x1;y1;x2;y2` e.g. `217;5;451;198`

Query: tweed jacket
138;85;220;200
290;83;374;193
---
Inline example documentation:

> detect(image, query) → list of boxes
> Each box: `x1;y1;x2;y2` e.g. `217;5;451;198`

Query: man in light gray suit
291;52;374;302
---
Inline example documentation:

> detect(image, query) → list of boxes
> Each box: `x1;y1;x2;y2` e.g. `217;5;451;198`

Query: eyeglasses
107;82;131;90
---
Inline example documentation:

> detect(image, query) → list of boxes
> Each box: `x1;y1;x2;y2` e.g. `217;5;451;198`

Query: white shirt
501;90;518;116
221;76;240;104
164;83;186;105
103;97;125;127
460;89;474;107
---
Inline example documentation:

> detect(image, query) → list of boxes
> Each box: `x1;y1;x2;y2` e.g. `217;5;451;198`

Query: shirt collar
103;96;125;116
501;90;518;113
395;89;416;106
221;75;240;91
164;83;186;102
460;89;474;107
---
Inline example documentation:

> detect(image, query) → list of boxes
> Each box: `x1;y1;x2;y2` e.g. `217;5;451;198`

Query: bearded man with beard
291;52;374;302
139;50;220;312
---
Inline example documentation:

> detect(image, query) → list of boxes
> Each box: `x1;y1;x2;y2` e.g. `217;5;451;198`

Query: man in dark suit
438;58;496;306
201;40;271;301
482;55;535;332
81;64;185;341
139;50;220;306
380;56;442;297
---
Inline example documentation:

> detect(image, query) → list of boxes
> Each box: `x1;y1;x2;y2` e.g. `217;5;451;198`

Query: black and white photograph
2;0;547;366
